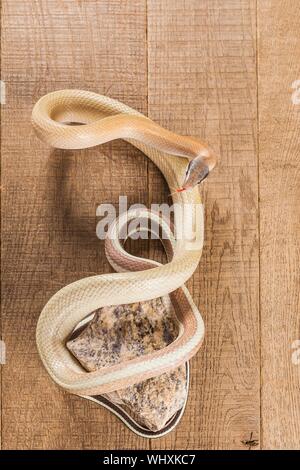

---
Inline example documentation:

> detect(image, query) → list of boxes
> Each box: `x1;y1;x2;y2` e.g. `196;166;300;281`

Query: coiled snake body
32;90;216;397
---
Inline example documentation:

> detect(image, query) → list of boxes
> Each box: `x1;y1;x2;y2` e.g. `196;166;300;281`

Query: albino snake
31;89;217;397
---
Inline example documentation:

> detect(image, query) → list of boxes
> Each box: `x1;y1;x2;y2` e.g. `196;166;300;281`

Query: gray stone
67;297;187;431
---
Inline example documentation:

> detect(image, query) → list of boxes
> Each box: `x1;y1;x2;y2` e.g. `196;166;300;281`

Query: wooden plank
258;0;300;449
1;0;149;449
147;0;260;449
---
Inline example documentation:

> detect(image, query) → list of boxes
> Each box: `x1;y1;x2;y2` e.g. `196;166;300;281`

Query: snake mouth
176;186;194;193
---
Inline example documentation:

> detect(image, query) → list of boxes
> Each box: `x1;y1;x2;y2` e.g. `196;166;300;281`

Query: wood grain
1;0;149;449
258;0;300;450
147;0;260;450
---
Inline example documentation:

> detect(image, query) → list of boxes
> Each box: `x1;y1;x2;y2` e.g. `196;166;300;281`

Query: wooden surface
258;0;300;449
0;0;299;450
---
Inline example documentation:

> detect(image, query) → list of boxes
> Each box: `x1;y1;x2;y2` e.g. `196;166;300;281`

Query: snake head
177;150;217;192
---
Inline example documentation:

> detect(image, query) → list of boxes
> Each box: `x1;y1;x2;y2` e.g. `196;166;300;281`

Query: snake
31;89;217;398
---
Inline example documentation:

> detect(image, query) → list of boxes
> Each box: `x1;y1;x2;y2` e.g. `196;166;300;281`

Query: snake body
32;90;216;397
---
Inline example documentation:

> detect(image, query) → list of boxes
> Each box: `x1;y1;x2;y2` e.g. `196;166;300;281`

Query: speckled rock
67;297;187;431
